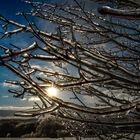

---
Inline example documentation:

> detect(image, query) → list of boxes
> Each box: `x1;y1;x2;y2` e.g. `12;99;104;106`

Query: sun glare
46;86;58;97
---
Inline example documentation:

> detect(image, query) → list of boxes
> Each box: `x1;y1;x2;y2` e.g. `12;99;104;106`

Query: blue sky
0;0;73;109
0;0;56;109
0;0;99;109
0;0;69;109
0;0;41;108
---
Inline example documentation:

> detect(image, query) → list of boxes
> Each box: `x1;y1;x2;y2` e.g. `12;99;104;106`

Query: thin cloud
28;96;40;102
31;64;41;69
0;106;32;110
20;98;28;101
2;95;9;98
2;82;18;88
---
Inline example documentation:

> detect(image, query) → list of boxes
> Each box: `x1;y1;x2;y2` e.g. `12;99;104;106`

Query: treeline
0;117;68;138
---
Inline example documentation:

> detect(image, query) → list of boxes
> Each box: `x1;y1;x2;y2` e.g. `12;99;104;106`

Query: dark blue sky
0;0;30;18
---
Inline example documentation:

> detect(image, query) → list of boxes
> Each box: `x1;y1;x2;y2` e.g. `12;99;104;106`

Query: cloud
0;106;32;110
2;95;9;98
37;72;44;77
2;82;18;88
28;97;40;102
20;98;28;101
20;96;41;102
31;64;41;69
80;95;99;108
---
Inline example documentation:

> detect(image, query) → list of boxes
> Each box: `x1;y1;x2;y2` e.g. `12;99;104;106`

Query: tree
0;0;140;138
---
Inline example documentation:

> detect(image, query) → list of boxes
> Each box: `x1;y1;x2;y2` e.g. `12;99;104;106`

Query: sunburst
46;86;58;97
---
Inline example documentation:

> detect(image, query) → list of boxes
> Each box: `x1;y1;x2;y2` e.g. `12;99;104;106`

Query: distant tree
0;0;140;139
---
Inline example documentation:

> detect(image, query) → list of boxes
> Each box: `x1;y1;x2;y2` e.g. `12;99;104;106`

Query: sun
46;86;58;97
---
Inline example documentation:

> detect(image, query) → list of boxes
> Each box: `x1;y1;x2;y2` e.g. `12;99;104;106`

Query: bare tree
0;0;140;138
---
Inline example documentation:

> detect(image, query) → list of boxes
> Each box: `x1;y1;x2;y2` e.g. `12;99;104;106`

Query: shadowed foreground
0;117;66;138
1;116;140;138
